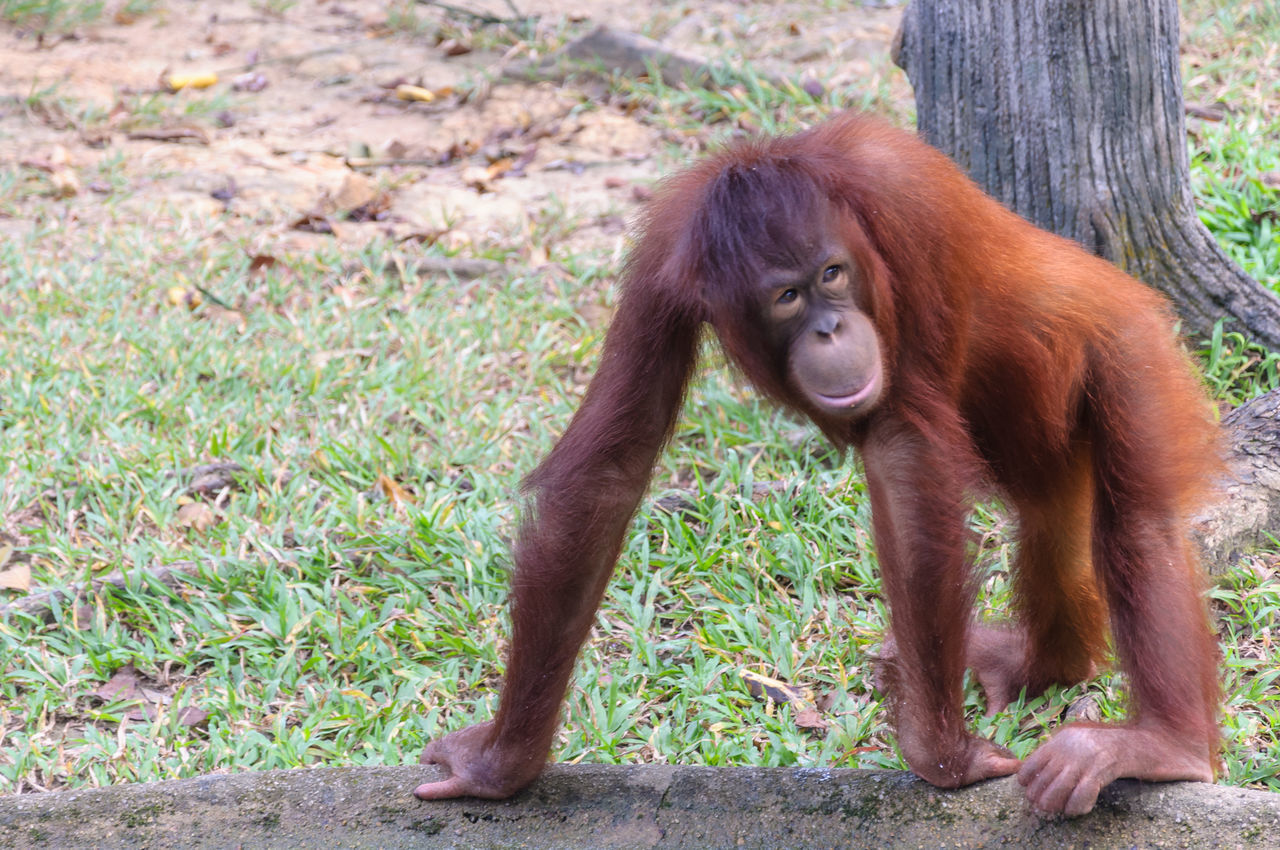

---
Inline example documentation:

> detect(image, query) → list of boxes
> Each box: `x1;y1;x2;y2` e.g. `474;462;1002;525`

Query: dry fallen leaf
91;667;208;725
166;286;203;309
395;84;436;103
739;669;830;737
794;706;831;734
166;72;219;91
51;167;81;197
440;38;472;57
91;665;144;702
248;254;278;275
175;706;210;727
335;172;375;211
376;473;414;506
188;466;243;499
175;501;217;532
814;690;844;713
485;158;515;181
292;212;334;234
739;669;813;707
1063;693;1102;724
0;563;31;592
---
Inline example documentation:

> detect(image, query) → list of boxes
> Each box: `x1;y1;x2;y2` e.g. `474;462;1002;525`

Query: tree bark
1195;392;1280;568
894;0;1280;351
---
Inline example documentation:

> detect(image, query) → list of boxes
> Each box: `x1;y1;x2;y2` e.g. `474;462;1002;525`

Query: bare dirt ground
0;1;905;260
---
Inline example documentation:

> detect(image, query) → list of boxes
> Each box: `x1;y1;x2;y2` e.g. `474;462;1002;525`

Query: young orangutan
416;112;1221;816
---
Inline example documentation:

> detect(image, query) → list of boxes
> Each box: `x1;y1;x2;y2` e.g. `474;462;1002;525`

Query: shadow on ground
2;765;1277;849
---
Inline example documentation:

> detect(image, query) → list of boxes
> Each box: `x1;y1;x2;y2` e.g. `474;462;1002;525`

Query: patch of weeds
1183;0;1280;299
0;0;106;36
0;166;48;212
89;150;130;194
385;1;429;36
118;0;160;19
17;82;110;135
614;62;900;143
1198;319;1280;404
413;0;542;49
1191;122;1280;294
120;90;237;130
251;0;297;17
1182;0;1280;120
1211;560;1280;793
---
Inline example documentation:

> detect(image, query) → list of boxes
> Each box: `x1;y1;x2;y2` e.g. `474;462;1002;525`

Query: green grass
1184;0;1280;302
610;63;904;142
1185;0;1280;401
1190;123;1280;295
0;0;159;34
0;0;105;34
1198;320;1280;404
0;0;1278;802
2;207;1277;794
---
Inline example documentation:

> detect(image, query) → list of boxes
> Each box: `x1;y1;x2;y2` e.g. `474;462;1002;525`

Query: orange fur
416;113;1223;815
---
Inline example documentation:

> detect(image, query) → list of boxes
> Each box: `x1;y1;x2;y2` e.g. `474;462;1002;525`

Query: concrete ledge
2;765;1277;849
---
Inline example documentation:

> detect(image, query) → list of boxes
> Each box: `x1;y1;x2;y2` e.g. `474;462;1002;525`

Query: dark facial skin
763;242;883;419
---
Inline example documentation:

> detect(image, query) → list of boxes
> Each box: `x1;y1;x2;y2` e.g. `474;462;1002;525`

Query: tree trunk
1194;392;1280;569
894;0;1280;351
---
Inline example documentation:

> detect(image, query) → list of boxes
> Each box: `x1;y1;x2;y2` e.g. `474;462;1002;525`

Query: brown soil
0;1;904;256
